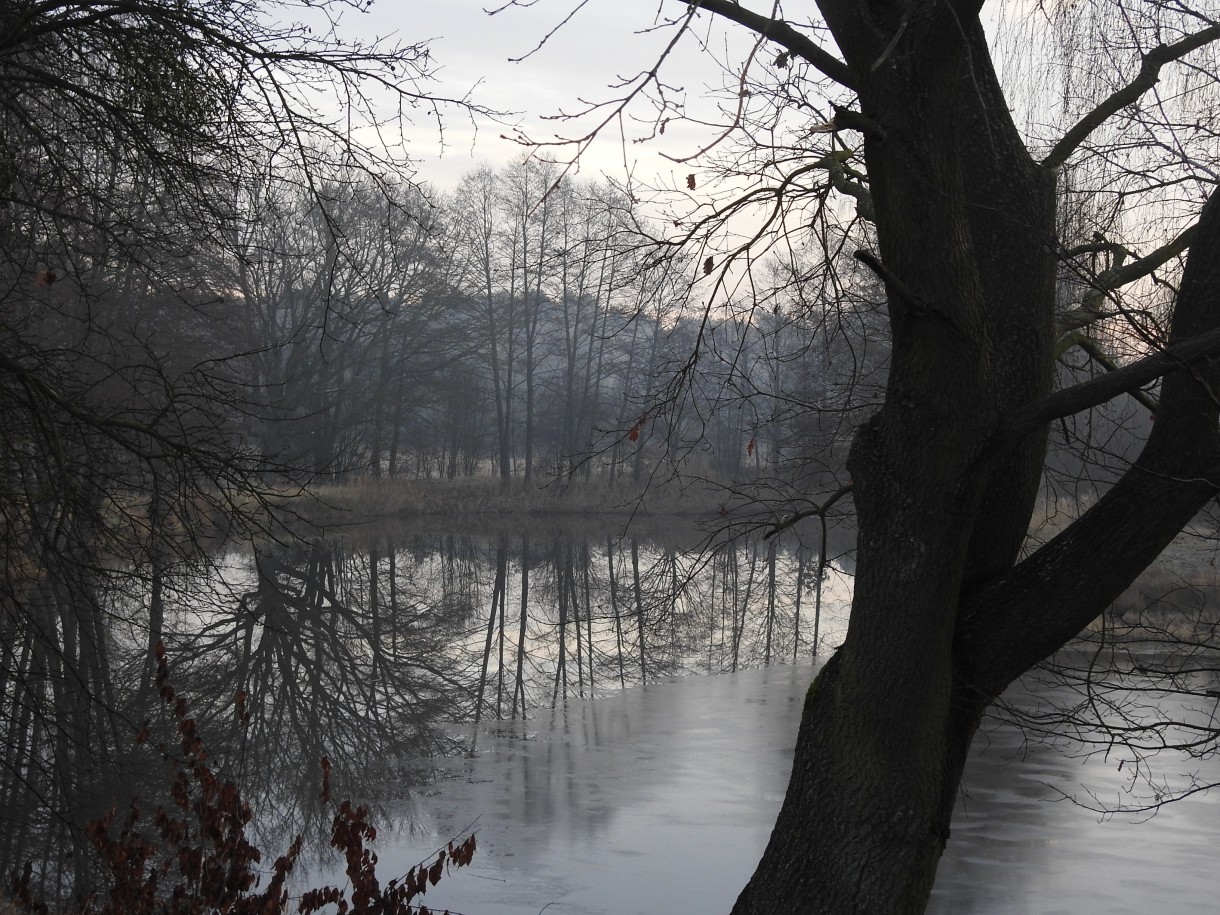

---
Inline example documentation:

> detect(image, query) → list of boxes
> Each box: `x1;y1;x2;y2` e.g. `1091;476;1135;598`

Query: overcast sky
337;1;747;191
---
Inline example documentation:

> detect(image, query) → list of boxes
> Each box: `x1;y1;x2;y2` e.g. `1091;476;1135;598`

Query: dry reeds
305;473;728;523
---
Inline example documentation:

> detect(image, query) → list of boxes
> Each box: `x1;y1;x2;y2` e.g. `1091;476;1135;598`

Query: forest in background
66;157;889;491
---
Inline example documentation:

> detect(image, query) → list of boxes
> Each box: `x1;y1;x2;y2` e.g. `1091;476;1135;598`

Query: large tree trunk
731;3;1220;913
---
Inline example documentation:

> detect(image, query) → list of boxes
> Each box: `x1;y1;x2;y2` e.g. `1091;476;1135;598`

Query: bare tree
0;1;484;897
450;166;519;483
222;174;463;477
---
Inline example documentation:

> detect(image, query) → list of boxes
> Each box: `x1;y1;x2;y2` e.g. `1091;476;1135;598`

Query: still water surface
362;664;1220;914
4;523;1218;912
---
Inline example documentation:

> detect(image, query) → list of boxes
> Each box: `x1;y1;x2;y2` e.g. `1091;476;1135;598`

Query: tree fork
959;186;1220;697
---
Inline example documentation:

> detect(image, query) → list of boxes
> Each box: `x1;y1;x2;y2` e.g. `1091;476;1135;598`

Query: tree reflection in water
0;522;852;904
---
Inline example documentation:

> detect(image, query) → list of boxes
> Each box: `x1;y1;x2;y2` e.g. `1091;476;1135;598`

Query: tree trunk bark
731;4;1220;913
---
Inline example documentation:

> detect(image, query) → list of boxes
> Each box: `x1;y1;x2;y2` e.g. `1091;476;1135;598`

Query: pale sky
336;1;750;191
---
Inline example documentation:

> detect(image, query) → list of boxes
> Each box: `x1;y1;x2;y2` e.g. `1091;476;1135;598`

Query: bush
9;644;475;915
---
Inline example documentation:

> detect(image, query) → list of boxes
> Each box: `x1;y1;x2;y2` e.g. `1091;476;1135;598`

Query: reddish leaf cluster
234;691;250;726
67;644;270;914
627;412;648;442
320;756;332;804
9;643;476;915
300;803;477;915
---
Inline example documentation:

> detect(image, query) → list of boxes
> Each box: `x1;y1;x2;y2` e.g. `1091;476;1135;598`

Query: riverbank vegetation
306;474;730;523
5;644;476;915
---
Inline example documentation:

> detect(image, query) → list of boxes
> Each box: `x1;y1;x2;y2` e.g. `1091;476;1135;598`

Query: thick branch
1055;223;1198;338
1042;25;1220;171
854;249;927;312
1073;333;1160;414
1093;224;1197;297
1005;324;1220;439
688;0;858;90
828;163;874;221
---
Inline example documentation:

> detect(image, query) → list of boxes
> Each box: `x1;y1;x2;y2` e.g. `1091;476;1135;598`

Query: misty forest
4;1;1220;914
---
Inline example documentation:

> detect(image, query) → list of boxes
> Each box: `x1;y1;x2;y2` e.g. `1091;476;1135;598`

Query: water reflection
387;665;817;915
355;663;1220;915
13;520;1210;913
930;683;1220;914
0;521;853;903
164;537;472;852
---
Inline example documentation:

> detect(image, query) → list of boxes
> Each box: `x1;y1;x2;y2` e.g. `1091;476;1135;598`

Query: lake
2;522;1217;912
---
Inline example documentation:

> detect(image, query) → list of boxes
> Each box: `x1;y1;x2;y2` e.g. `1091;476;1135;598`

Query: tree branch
1092;224;1198;297
686;0;858;90
1072;333;1160;415
1055;223;1198;338
828;161;874;222
764;484;854;539
854;249;926;312
1004;325;1220;440
1042;24;1220;171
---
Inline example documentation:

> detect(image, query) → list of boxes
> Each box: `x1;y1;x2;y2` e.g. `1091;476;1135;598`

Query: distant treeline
19;156;887;489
